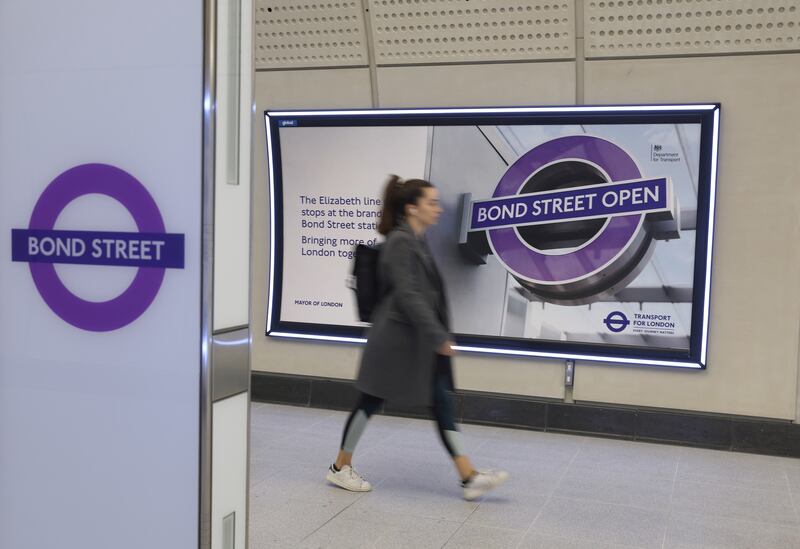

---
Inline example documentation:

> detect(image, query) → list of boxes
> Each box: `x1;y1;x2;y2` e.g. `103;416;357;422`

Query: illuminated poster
266;106;719;368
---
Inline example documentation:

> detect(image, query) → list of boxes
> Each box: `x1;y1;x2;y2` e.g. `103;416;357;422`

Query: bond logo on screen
468;135;679;305
11;163;185;332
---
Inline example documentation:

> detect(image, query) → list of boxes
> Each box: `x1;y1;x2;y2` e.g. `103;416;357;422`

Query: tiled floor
248;402;800;548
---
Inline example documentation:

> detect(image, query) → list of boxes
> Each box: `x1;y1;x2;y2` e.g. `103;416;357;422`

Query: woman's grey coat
356;223;453;406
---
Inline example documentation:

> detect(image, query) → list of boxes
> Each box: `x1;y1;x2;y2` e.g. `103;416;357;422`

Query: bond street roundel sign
11;164;185;331
469;135;679;305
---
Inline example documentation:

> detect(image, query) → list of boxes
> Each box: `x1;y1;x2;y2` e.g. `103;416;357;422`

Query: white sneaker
462;469;509;501
326;464;372;492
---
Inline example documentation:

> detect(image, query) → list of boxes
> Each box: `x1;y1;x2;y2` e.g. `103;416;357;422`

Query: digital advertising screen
265;105;720;369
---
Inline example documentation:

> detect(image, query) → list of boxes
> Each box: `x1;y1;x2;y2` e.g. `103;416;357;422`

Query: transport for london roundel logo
11;163;185;332
603;311;630;333
466;135;679;305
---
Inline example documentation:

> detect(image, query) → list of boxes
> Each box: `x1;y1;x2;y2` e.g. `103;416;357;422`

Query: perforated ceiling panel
255;1;369;69
370;0;575;65
585;0;800;58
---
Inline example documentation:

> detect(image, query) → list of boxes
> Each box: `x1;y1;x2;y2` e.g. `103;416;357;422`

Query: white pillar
0;2;213;548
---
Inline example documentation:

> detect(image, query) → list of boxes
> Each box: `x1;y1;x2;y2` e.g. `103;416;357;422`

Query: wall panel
585;0;800;58
254;0;369;69
0;1;204;547
370;0;575;64
377;61;576;106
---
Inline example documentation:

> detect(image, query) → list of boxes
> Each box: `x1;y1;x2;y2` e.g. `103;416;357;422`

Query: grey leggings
340;359;465;457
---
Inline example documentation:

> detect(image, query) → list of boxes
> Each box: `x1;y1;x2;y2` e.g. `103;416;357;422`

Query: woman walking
326;175;508;501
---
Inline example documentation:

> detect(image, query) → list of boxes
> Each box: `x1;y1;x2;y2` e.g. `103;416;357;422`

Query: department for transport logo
650;143;681;163
603;311;630;333
11;163;185;332
465;135;680;305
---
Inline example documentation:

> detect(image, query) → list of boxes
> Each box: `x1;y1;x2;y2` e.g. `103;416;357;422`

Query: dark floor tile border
461;393;546;430
549;402;636;438
251;372;310;406
251;371;800;459
731;420;800;456
383;401;436;420
309;378;361;411
637;410;731;449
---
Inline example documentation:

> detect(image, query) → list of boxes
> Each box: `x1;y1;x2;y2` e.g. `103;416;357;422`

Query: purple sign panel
470;177;670;231
10;163;185;332
12;229;184;268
